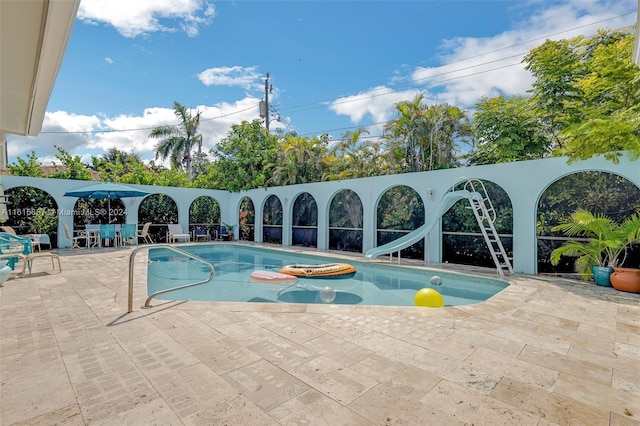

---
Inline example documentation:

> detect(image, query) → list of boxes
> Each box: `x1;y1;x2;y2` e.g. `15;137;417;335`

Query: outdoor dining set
63;222;146;249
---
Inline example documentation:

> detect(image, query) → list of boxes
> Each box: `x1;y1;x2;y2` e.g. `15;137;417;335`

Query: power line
282;23;634;116
41;105;258;134
39;15;633;137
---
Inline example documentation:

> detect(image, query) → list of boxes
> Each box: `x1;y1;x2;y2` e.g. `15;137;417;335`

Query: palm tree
270;134;328;186
100;148;142;173
323;128;369;180
384;94;429;172
384;95;470;172
150;101;203;180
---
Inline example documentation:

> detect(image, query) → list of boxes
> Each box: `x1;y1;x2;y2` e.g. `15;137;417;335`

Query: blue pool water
147;244;509;307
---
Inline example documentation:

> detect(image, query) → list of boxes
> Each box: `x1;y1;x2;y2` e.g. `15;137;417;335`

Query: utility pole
259;73;273;130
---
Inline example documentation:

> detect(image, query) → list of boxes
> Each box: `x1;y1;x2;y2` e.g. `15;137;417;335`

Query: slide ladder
458;178;513;277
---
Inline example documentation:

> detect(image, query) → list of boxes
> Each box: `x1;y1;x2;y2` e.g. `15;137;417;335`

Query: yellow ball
414;288;444;307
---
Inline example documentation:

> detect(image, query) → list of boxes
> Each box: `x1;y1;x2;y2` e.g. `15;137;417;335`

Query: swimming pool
146;244;509;307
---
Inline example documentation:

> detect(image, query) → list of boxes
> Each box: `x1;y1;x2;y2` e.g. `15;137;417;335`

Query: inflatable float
250;270;299;284
279;263;356;278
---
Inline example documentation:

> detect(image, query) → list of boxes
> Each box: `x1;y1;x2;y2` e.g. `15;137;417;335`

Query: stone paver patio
1;244;638;425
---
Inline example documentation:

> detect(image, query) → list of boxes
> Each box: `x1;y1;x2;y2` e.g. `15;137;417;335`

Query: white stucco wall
2;154;638;274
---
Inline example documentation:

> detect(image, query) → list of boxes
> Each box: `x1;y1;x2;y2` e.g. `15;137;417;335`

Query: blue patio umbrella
64;182;149;223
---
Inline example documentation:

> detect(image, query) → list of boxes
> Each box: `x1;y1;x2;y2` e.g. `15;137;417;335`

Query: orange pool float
279;263;356;278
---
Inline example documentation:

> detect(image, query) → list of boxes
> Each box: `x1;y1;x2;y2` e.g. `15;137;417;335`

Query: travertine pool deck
1;245;638;425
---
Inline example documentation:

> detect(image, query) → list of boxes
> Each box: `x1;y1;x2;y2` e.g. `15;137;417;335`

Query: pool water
147;244;509;307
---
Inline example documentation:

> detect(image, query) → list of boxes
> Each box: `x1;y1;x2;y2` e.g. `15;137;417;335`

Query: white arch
2;154;637;274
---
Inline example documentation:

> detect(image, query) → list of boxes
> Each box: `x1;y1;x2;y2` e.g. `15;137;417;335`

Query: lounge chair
1;225;41;251
167;224;190;243
0;226;17;235
137;222;154;244
26;252;62;275
0;251;61;276
0;232;32;271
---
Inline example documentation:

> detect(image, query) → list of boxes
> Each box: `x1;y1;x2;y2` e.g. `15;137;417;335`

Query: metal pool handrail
128;244;215;312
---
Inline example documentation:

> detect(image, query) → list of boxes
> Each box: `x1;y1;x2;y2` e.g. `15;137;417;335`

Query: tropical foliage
466;96;550;165
383;94;471;172
525;29;640;162
550;209;640;279
210;120;279;191
329;190;363;252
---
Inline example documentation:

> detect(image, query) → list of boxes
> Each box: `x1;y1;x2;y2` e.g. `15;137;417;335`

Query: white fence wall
2;154;638;274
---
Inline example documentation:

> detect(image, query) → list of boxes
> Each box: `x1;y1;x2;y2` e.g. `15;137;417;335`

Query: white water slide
365;190;479;259
366;178;514;277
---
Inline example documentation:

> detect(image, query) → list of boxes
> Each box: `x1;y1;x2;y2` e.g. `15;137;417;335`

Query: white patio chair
137;222;154;244
62;223;85;249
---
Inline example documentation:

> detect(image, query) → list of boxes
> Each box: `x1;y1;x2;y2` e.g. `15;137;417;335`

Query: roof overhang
0;0;80;136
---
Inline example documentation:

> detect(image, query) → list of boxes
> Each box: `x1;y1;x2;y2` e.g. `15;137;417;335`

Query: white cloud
7;98;261;166
329;86;422;136
104;57;113;64
197;66;262;91
6;112;102;164
77;0;215;38
330;0;637;122
410;0;636;109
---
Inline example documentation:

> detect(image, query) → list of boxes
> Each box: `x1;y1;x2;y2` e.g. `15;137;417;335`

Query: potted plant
609;213;640;293
550;209;640;288
222;222;235;241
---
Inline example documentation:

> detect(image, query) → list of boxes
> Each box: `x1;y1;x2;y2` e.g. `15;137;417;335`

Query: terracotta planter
610;267;640;293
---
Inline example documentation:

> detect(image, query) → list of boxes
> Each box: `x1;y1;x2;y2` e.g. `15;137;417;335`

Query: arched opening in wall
189;196;220;241
239;197;255;241
329;189;363;253
442;180;513;268
138;194;178;243
263;195;282;244
71;198;126;227
537;171;640;276
292;192;317;248
376;186;424;260
4;187;59;248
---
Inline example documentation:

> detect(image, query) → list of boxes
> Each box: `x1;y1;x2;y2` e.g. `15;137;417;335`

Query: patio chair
137;222;154;244
167;224;190;243
100;224;116;247
192;225;211;242
216;225;231;241
62;222;85;249
120;224;137;246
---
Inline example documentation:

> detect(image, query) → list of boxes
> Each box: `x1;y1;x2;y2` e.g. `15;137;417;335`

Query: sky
6;0;638;167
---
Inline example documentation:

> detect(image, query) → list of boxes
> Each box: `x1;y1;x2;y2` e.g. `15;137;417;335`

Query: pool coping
2;243;639;425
